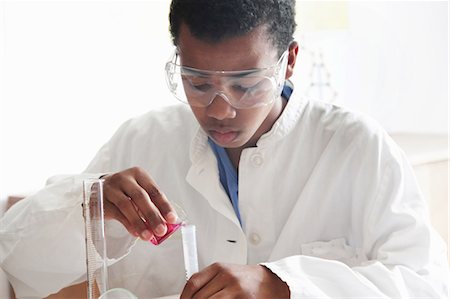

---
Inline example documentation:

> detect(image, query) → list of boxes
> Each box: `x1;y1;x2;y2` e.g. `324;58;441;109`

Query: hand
180;263;290;299
101;167;178;241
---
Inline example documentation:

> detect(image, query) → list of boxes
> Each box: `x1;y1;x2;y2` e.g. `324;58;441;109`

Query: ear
285;41;299;80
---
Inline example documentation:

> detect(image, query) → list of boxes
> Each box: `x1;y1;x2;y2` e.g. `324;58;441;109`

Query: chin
215;137;246;149
227;138;254;149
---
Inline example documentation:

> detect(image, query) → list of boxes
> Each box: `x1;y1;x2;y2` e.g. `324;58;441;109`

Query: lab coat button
249;233;261;245
251;154;263;166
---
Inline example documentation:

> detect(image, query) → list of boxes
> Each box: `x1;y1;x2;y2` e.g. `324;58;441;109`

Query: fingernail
141;230;152;240
166;212;178;223
155;224;167;236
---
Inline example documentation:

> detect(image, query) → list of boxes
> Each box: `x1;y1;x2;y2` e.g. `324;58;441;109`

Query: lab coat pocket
300;238;367;267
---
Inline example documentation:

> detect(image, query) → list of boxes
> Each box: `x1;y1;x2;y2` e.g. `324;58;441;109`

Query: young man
1;0;448;298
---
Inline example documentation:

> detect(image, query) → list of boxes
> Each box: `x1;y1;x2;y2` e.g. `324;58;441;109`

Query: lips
209;129;239;145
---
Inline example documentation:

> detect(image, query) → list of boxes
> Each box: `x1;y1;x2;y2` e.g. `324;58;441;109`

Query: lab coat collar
256;88;308;147
186;129;242;229
189;125;209;165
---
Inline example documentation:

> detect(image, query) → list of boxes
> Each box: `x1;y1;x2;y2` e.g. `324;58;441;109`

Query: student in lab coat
1;0;448;298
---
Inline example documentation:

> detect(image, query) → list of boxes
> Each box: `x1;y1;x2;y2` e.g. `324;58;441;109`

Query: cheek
189;106;206;123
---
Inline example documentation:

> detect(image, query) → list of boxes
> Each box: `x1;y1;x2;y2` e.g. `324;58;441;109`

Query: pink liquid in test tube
149;222;184;245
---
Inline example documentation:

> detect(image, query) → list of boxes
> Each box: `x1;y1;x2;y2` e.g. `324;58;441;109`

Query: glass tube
83;178;108;299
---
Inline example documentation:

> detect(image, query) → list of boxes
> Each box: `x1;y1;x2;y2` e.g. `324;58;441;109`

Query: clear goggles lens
165;50;289;109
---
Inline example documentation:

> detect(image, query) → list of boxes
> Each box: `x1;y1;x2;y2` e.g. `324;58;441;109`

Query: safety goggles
165;49;289;109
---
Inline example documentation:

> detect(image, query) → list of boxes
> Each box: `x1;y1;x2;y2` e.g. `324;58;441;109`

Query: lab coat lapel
186;129;241;229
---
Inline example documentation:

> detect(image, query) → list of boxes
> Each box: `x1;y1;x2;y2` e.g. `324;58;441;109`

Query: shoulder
122;104;195;133
304;100;379;133
298;99;403;165
110;104;198;144
304;100;388;145
95;104;198;170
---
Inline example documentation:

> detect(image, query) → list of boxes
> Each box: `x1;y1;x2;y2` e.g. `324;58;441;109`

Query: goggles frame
165;49;289;109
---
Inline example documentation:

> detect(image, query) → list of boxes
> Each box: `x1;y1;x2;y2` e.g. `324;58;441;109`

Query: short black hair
169;0;296;56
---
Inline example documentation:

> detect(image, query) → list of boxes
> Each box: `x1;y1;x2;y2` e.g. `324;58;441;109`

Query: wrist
260;265;290;298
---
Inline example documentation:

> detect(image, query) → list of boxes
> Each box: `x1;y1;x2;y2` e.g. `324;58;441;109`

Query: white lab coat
1;90;448;298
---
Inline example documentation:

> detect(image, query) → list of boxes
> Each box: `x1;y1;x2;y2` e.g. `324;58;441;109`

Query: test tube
181;224;199;280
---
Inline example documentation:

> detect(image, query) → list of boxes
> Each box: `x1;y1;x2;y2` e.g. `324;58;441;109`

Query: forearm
262;248;448;298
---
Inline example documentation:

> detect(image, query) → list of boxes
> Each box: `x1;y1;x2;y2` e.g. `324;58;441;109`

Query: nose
205;93;237;120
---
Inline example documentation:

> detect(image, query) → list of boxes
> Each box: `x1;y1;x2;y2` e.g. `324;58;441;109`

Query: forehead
177;23;279;71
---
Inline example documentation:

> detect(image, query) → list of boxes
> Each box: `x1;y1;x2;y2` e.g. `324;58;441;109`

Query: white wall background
0;1;448;198
292;1;448;134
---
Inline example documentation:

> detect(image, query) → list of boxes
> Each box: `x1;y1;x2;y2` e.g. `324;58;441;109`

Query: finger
208;288;228;299
191;277;225;299
134;168;178;223
191;267;229;299
181;263;221;299
104;186;150;239
103;200;139;238
121;180;167;237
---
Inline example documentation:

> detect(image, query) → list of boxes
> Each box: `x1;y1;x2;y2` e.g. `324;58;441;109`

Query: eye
182;76;212;92
190;83;211;92
231;79;260;92
232;84;252;93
